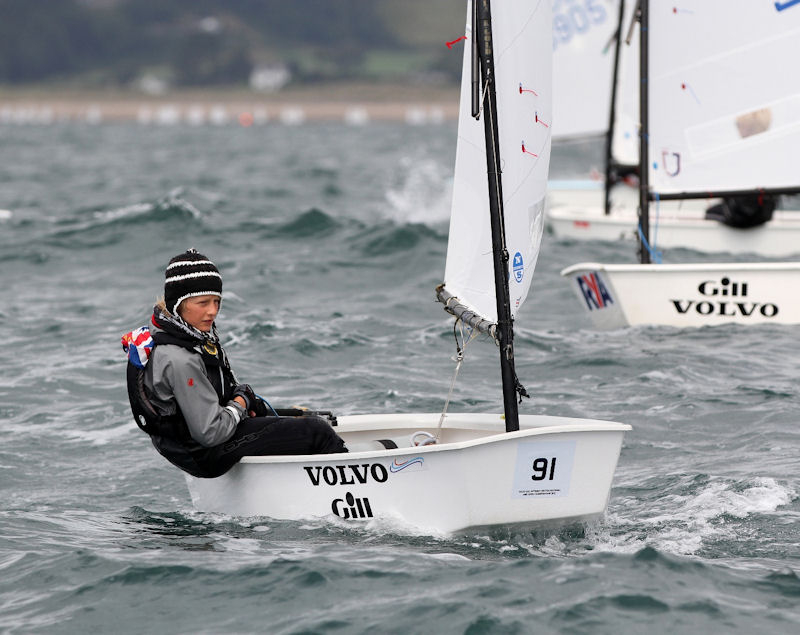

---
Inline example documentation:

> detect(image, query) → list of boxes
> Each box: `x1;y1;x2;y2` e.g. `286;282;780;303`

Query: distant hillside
0;0;465;89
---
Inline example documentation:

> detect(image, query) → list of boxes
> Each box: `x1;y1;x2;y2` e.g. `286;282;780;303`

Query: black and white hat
164;248;222;315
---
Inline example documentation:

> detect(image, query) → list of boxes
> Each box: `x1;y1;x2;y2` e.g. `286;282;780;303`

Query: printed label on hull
303;463;389;486
512;441;576;498
331;492;374;520
575;271;614;311
671;277;779;319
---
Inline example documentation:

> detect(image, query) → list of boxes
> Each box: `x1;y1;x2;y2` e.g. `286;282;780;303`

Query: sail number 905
553;0;608;51
531;457;557;481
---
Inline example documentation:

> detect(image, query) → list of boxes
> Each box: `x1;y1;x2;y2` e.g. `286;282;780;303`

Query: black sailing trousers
205;415;347;477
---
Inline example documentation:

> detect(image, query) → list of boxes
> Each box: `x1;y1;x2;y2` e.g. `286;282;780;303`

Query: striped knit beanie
164;248;222;315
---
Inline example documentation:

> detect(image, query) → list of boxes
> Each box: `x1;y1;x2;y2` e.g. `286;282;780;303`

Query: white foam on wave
384;157;452;225
93;202;154;221
0;209;11;220
588;476;796;556
92;189;202;222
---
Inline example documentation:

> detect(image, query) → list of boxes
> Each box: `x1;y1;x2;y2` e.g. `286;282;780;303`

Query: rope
652;192;661;260
637;210;663;264
430;318;477;444
477;77;490;120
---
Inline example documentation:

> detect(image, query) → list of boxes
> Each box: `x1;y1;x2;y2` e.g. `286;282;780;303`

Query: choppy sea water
0;121;798;634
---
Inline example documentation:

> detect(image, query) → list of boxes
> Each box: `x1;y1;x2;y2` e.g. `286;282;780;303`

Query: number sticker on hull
512;441;576;498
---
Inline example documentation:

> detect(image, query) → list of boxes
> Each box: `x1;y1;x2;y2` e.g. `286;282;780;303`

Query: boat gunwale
237;413;630;464
561;261;800;276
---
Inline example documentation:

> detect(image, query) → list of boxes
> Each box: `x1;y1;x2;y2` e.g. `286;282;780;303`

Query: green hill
0;0;465;89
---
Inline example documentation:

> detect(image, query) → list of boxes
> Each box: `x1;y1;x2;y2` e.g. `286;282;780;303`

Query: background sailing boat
562;0;800;328
548;0;800;258
549;0;639;211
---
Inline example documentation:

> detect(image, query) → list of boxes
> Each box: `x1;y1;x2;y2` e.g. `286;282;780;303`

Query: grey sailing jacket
144;322;246;447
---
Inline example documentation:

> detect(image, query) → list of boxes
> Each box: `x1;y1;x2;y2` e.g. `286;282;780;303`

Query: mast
636;0;651;264
604;0;627;216
474;0;520;432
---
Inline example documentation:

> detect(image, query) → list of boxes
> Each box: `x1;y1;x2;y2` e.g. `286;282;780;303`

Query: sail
442;0;552;325
609;1;639;166
552;0;618;140
551;0;639;165
648;2;800;195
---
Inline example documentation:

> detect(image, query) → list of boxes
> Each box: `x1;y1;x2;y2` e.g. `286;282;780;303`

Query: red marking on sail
519;83;538;96
681;82;700;104
446;36;467;49
188;378;194;387
521;141;538;157
535;112;550;128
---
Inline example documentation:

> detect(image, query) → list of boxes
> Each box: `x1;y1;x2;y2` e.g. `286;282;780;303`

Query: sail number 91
531;457;557;481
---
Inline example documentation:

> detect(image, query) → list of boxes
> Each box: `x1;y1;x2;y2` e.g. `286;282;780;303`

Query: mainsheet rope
431;318;479;444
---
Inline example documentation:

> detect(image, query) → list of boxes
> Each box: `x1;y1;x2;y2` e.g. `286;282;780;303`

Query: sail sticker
661;151;681;176
512;441;576;498
775;0;800;11
512;252;524;283
736;108;772;138
389;457;426;473
519;83;539;96
575;271;614;310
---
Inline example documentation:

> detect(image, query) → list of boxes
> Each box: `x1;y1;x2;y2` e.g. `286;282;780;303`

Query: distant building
249;65;291;92
137;74;170;96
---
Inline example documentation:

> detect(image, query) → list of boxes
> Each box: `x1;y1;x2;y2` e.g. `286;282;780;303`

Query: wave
269;208;344;239
43;189;204;248
593;476;796;558
383;156;452;225
349;222;446;258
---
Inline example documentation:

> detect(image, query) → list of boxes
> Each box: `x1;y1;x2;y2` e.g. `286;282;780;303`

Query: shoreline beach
0;83;460;124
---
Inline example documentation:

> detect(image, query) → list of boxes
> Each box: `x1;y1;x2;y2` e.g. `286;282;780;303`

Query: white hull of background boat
547;182;800;258
561;262;800;329
186;413;629;534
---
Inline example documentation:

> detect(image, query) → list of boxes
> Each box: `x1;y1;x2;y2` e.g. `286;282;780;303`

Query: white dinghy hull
186;413;629;534
547;198;800;258
561;262;800;329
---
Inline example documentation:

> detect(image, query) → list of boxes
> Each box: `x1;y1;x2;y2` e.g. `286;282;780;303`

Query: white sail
552;0;618;140
610;1;639;166
443;0;552;324
648;2;800;195
551;0;639;164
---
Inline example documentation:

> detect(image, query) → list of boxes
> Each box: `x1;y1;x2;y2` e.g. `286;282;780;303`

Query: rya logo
575;272;614;311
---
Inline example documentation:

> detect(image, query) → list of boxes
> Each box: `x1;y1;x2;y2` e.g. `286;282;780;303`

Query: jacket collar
151;305;219;346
